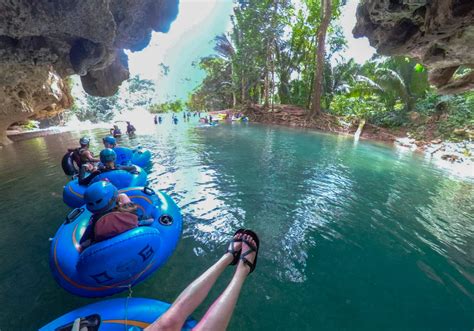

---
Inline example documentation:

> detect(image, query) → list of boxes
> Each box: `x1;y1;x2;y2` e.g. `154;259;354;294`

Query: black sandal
240;229;260;274
227;228;245;265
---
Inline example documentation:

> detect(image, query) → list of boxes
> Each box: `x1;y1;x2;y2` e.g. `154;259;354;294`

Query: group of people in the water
61;131;260;330
153;114;163;124
69;136;143;245
153;112;241;126
109;122;136;137
151;111;249;128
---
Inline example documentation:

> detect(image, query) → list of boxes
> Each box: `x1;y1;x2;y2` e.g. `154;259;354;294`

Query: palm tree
364;56;429;112
214;34;237;107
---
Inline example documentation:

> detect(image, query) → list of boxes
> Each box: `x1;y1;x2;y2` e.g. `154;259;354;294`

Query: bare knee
147;314;183;331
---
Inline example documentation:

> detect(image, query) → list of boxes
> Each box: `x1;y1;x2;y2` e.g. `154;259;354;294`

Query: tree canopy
185;1;472;140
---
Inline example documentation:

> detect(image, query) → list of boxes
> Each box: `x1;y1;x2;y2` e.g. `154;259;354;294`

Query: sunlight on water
0;119;472;330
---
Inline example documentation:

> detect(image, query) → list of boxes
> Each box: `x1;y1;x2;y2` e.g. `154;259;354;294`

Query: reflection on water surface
0;119;472;330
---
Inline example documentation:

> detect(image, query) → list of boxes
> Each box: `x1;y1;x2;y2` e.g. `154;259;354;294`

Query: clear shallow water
0;118;473;330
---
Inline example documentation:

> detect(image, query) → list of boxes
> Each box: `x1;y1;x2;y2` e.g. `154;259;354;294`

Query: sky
127;0;234;103
127;0;376;103
335;0;375;64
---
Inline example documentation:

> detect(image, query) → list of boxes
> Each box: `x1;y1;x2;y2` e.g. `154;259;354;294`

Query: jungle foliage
70;75;155;123
188;0;473;138
188;0;345;112
149;100;184;113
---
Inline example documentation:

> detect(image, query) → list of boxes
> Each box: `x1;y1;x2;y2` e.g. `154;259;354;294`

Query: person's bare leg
145;233;243;331
192;233;257;331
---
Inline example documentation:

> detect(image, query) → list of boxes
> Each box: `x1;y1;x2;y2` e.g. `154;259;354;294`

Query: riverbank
239;104;402;142
6;127;63;142
218;104;474;176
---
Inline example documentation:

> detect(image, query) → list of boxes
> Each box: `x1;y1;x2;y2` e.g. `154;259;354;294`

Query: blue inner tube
51;187;183;298
131;147;152;168
114;146;151;168
39;298;196;330
62;167;148;208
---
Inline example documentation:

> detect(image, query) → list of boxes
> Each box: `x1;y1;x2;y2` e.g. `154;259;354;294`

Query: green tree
149;100;184;113
125;75;155;108
311;0;333;116
77;93;120;123
188;56;234;111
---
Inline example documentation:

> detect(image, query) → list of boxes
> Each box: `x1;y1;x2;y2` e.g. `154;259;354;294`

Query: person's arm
79;219;95;250
83;150;100;163
118;165;138;173
79;169;99;186
78;165;87;181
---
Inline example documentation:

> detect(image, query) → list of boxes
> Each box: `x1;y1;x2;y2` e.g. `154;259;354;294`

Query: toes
243;234;255;247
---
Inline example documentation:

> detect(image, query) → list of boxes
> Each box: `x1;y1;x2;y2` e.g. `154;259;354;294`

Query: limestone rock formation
0;0;178;145
353;0;474;94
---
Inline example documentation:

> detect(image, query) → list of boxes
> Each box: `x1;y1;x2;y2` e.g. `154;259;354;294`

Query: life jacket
71;147;83;167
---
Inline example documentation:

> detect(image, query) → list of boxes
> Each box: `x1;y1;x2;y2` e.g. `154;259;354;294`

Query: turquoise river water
0;118;473;330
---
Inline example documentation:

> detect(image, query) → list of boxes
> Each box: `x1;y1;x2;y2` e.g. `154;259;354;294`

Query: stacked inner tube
114;146;151;168
63;167;148;208
45;139;184;326
61;151;78;176
61;146;152;177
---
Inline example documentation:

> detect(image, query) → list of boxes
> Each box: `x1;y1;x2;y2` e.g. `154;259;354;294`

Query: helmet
79;137;90;146
84;181;118;213
100;148;116;163
102;136;116;146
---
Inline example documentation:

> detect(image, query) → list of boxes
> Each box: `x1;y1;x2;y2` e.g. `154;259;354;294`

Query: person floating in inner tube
102;135;117;149
126;121;136;135
110;125;122;137
78;148;138;186
70;137;99;172
79;181;153;249
145;229;260;331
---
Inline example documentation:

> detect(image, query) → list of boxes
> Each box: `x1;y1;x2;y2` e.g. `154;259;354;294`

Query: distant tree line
186;0;473;139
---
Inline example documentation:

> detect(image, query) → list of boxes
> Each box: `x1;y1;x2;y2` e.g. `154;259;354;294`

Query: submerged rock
0;0;179;145
441;154;461;163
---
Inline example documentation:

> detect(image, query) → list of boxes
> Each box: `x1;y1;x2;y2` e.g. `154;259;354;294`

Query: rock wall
353;0;474;94
0;0;178;145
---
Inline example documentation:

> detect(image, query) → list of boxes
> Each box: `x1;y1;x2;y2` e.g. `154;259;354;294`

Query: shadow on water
0;119;472;330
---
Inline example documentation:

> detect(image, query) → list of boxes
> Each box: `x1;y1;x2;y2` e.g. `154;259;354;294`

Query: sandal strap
241;239;257;254
239;238;258;273
227;237;244;266
227;238;243;256
240;256;255;273
226;229;246;266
